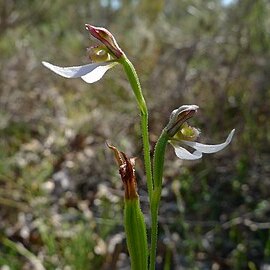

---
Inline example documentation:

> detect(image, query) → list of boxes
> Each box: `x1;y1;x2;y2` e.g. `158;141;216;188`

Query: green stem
150;129;169;270
119;55;170;270
149;188;161;270
153;130;169;189
119;56;153;200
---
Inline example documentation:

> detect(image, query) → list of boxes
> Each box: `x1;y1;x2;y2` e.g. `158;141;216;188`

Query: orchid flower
42;25;123;83
166;105;235;160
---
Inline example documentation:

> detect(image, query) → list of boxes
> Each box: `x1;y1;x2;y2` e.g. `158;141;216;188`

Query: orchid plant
43;24;235;270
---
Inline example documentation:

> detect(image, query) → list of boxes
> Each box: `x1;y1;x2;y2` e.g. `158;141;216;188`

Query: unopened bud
107;143;138;200
107;143;148;269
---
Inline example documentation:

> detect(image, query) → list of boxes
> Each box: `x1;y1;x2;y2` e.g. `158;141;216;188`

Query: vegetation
0;0;270;269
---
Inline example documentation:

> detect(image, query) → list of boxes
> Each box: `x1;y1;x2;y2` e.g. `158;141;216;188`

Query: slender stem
150;129;169;270
149;188;161;270
153;130;169;189
119;55;170;270
141;111;152;198
119;56;153;200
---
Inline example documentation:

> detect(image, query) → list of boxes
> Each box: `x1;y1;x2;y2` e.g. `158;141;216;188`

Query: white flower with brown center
42;24;123;83
166;105;235;160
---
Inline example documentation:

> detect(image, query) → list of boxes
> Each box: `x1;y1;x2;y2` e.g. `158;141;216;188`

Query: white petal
42;61;116;82
81;62;117;83
182;129;235;154
173;145;202;160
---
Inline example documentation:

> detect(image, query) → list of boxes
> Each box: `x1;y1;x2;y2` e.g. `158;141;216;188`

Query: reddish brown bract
107;144;138;200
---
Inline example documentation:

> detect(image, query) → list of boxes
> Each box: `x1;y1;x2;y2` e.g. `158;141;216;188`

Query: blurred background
0;0;270;269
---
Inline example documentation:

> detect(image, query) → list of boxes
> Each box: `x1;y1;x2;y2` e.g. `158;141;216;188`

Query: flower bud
107;143;148;269
85;24;123;59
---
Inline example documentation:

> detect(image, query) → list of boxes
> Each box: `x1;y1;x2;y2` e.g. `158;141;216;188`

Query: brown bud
107;143;138;200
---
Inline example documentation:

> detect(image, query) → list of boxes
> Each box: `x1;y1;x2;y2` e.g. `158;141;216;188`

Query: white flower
42;61;117;83
42;24;123;83
171;129;235;160
166;105;235;160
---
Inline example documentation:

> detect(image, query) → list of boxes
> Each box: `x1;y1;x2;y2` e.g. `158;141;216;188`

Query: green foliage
0;245;22;269
39;221;99;270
